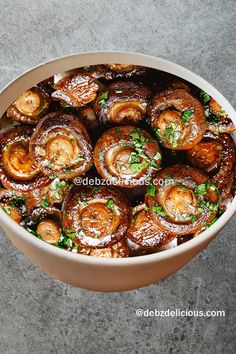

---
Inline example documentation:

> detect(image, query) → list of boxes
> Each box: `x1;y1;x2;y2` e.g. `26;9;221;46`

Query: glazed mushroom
149;89;206;149
200;91;235;133
187;132;235;199
166;79;191;92
25;207;62;244
145;165;219;235
96;64;149;80
89;239;130;258
0;189;25;223
94;81;151;126
0;126;50;192
7;87;50;125
51;72;99;108
127;204;174;249
79;105;100;133
29;112;93;179
24;178;70;213
94;126;161;188
62;185;131;248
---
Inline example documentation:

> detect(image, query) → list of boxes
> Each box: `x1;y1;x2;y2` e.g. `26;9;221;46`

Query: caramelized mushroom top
89;239;130;258
94;81;151;126
25;207;62;244
200;91;236;133
0;189;25;223
62;185;131;248
187;131;235;199
29;112;93;179
0;126;50;192
150;89;206;150
146;165;219;235
127;204;174;248
166;79;191;92
24;178;70;213
52;72;99;108
7;87;50;125
96;64;149;80
94;126;161;188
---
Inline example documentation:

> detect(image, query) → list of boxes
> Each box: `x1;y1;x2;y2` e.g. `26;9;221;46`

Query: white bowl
0;51;236;292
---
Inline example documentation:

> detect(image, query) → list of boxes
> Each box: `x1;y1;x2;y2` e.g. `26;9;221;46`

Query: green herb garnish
49;175;56;180
130;130;147;149
40;196;49;208
128;130;153;171
26;227;39;237
198;200;218;213
64;228;76;239
195;183;207;196
200;91;211;104
195;182;217;196
150;160;158;169
130;161;149;172
106;199;114;209
154;128;162;139
81;192;87;200
3;206;12;215
147;184;156;196
164;122;181;148
190;214;197;221
182;109;194;125
153;151;162;161
61;102;70;108
201;217;218;230
39;109;47;119
91;185;100;196
99;151;104;161
204;107;210;117
98;91;109;107
153;205;168;217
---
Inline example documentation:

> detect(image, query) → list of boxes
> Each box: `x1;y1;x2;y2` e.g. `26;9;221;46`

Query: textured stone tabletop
0;1;235;353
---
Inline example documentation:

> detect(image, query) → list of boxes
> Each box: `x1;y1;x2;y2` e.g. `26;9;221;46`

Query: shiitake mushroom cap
127;203;175;249
24;207;62;244
7;87;50;125
199;92;236;133
62;185;132;249
0;189;25;223
94;125;161;188
146;164;219;235
94;80;152;126
187;131;235;199
149;89;206;150
0;126;50;192
29;112;93;180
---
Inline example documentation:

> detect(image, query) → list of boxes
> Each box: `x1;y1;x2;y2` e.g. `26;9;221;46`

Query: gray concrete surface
0;0;235;353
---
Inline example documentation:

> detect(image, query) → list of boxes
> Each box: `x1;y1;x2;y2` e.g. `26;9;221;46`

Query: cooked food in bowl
0;63;235;259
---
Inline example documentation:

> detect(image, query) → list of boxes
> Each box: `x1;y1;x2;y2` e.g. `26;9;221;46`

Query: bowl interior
0;51;236;265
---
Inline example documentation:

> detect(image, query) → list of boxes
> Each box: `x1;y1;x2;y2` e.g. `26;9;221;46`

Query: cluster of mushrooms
0;64;235;258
